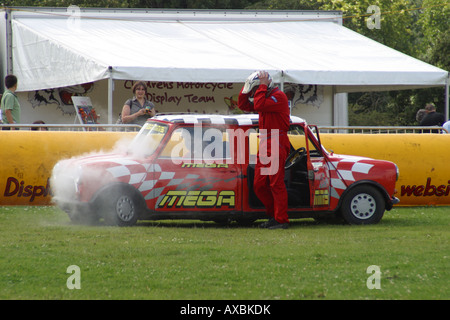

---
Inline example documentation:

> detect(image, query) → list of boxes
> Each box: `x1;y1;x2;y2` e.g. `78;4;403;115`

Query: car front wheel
97;185;143;226
340;185;385;225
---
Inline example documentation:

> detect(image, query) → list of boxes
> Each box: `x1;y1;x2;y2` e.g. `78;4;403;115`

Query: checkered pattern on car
105;161;170;201
327;157;374;200
153;114;305;126
105;160;229;209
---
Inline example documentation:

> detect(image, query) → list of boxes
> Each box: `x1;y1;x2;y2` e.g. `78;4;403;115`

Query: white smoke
50;124;282;224
50;135;137;210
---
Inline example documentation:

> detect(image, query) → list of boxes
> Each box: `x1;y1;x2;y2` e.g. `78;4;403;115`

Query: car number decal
157;190;235;208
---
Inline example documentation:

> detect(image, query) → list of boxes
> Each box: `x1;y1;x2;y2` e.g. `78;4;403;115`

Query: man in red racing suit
238;71;291;229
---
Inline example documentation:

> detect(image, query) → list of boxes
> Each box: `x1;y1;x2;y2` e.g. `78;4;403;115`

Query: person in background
31;120;48;131
442;119;450;134
1;74;20;130
420;103;445;133
415;108;427;124
120;81;156;127
238;71;291;230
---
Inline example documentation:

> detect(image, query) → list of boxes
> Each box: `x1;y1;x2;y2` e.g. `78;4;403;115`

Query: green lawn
0;206;448;300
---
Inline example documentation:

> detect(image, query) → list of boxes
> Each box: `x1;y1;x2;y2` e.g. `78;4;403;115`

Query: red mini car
51;114;399;226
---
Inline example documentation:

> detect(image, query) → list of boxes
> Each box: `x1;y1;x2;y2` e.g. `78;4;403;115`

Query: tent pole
280;71;288;114
446;75;449;121
108;66;114;125
5;8;13;75
280;70;285;91
332;85;336;126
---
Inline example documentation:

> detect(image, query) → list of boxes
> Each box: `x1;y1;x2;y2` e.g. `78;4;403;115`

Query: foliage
418;0;450;70
320;0;418;55
1;0;261;9
245;0;322;10
1;0;448;125
348;88;447;127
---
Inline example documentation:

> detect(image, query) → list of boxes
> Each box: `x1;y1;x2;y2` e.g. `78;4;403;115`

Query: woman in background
121;81;155;126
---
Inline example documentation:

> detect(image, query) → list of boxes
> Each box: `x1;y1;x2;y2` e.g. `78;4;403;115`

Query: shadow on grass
135;218;345;229
64;208;436;229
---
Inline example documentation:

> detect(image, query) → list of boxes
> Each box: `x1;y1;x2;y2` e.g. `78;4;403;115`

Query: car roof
152;113;306;126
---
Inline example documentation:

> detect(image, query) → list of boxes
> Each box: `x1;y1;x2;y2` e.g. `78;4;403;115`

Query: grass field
0;206;448;300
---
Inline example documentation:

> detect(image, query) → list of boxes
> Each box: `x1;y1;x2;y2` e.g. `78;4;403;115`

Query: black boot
259;218;276;228
268;221;289;230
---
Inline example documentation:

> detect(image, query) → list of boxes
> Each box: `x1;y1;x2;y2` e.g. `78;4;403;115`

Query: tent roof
8;8;449;93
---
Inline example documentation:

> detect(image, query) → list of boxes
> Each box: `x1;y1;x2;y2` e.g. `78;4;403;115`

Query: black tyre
97;185;143;226
60;202;99;225
340;185;385;225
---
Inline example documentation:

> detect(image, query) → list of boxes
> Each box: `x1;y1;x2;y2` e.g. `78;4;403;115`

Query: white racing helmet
242;71;274;94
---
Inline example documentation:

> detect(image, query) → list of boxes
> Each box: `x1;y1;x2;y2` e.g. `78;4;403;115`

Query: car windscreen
288;125;322;157
129;121;169;157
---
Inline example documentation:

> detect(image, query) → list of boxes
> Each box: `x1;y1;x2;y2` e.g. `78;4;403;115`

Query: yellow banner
0;131;448;206
321;134;450;206
0;131;136;206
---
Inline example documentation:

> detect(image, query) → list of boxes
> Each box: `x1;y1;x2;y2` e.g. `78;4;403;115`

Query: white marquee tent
1;7;448;123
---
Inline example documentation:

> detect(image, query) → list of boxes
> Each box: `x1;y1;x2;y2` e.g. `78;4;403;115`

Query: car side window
288;126;307;150
160;126;231;161
288;125;321;157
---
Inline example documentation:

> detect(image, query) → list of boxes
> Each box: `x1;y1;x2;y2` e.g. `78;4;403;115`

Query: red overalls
238;85;291;224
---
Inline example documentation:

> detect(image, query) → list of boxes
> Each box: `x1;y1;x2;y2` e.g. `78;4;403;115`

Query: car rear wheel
97;185;143;226
340;185;385;225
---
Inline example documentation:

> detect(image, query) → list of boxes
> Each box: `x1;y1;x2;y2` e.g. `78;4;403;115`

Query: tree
320;0;419;55
418;0;450;70
2;0;447;125
319;0;449;125
1;0;261;9
390;0;450;124
245;0;322;10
